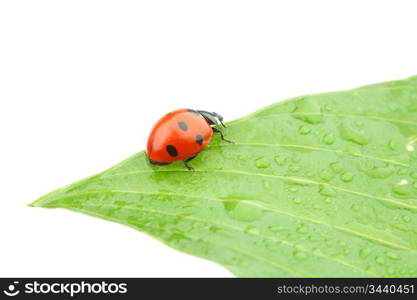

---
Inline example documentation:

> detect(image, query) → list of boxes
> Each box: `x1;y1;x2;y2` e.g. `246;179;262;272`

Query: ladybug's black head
197;110;226;128
211;111;224;122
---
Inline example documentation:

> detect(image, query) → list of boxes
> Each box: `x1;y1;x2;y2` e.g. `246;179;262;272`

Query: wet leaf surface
31;75;417;277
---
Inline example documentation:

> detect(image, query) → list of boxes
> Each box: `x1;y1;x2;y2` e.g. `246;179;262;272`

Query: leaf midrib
101;169;417;211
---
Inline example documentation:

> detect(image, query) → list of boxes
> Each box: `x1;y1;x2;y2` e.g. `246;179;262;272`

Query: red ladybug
147;109;233;170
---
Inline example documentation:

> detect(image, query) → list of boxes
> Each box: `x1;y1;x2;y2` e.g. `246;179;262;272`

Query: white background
1;0;417;277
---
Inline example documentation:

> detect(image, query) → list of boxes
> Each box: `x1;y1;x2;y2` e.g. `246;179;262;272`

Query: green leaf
31;75;417;277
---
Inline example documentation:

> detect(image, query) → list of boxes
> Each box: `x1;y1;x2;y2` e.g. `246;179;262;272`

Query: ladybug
147;109;233;170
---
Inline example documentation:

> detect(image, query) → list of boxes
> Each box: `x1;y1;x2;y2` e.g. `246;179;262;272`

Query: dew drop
308;235;319;242
338;121;370;145
351;204;360;212
359;161;394;179
209;225;220;233
338;241;346;248
402;215;411;223
392;223;408;232
255;157;270;169
388;139;397;150
347;145;361;156
292;198;302;204
408;103;417;112
323;133;335;145
289;187;299;193
341;172;354;182
224;201;263;222
293;100;323;124
392;183;410;196
289;164;300;173
291;156;301;163
359;248;371;258
293;250;307;260
299;125;312;135
268;226;287;233
319;185;336;197
312;247;323;256
324;104;333;112
385;251;400;260
375;256;385;265
223;200;238;212
296;225;308;234
406;145;415;152
397;168;407;175
274;154;287;166
356;120;365;127
237;154;248;163
244;224;260;235
263;180;271;190
320;169;333;182
399;179;408;185
330;162;344;173
286;233;296;240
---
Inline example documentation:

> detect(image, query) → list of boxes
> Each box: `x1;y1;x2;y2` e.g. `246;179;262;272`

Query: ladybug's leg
183;154;197;171
212;127;234;143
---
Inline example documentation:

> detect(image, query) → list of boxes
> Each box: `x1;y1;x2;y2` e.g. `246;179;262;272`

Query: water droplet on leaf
299;125;312;135
330;162;344;173
388;139;397;150
341;172;354;182
385;252;400;260
323;133;335;145
293;250;307;260
296;225;308;234
339;121;370;145
274;154;287;166
319;185;336;197
401;215;410;223
224;201;263;222
375;256;385;265
359;248;371;258
255;157;270;169
320;169;333;181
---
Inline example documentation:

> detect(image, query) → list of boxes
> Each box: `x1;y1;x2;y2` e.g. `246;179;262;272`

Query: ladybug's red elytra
146;109;233;170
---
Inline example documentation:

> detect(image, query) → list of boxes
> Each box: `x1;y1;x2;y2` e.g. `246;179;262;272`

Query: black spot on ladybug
178;121;188;131
166;145;178;157
196;134;203;145
187;109;200;115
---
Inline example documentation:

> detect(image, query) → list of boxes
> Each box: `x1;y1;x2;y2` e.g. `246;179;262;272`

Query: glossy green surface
31;76;417;277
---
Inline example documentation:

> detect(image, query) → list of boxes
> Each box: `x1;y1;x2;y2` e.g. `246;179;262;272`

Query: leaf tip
28;195;49;208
